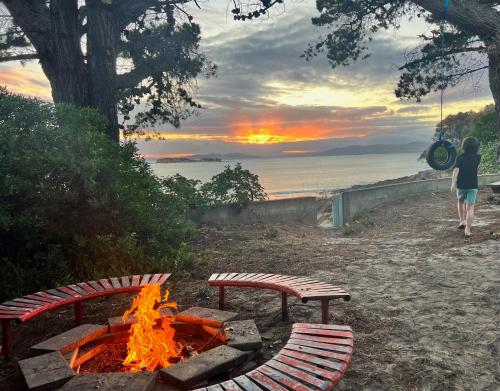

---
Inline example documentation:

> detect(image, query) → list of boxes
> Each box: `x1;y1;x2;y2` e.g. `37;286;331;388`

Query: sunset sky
0;0;493;158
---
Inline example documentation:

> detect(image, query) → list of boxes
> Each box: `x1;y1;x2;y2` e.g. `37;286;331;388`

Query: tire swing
425;0;457;170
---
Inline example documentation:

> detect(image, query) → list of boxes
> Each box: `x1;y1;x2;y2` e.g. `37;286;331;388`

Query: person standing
451;137;481;238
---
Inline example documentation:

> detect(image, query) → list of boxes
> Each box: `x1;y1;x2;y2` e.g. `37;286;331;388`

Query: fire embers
122;284;180;371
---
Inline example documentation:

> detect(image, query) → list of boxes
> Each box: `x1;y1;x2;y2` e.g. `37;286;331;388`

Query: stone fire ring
18;307;263;390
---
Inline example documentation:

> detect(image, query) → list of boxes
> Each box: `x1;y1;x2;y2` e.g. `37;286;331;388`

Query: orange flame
122;284;180;371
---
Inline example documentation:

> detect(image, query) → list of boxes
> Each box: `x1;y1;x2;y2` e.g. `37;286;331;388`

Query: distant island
156;157;222;163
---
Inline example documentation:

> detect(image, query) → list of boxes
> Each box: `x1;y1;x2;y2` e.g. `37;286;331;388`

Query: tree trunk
86;0;120;141
487;49;500;161
43;0;89;107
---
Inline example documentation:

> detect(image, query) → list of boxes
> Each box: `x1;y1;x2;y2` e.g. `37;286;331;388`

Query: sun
245;129;274;144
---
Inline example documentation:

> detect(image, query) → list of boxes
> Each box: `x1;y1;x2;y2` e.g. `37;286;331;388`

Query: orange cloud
0;67;51;99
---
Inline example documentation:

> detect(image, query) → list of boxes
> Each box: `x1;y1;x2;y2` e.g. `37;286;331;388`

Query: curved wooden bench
0;273;170;360
195;323;353;390
208;273;350;324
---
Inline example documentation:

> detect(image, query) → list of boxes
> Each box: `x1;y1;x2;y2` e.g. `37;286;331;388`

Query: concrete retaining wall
194;197;318;225
332;174;500;226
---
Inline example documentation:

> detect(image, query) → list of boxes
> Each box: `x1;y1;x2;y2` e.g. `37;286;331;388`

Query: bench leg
218;286;225;310
281;292;288;321
74;302;83;325
321;299;329;324
1;319;12;360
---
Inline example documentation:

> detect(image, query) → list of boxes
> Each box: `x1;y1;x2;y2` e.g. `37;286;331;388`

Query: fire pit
18;285;263;390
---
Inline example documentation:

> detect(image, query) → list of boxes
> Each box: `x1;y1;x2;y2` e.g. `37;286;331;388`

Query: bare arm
451;168;459;192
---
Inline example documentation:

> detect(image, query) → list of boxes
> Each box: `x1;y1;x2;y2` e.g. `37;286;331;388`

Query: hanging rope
438;0;449;143
426;0;457;170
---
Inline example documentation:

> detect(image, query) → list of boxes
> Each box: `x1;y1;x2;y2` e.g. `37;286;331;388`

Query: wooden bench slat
280;349;344;372
293;328;353;339
0;305;29;312
272;355;341;384
216;273;229;280
87;281;105;292
225;273;239;280
140;274;151;286
149;273;162;284
3;301;40;309
110;277;121;289
244;273;267;281
248;370;288;391
293;324;352;332
231;273;249;281
266;359;333;390
284;344;350;362
67;285;89;296
257;364;312;391
76;283;97;294
156;273;171;285
46;289;72;299
208;273;219;281
288;339;352;354
233;375;264;391
219;380;244;391
57;286;82;297
131;275;141;287
206;385;224;391
99;279;113;290
120;276;131;288
292;333;353;346
13;298;44;306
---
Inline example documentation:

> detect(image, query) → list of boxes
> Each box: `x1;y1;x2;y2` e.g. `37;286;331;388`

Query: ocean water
151;153;428;199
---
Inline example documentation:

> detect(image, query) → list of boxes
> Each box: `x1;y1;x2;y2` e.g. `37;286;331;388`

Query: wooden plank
99;279;113;290
110;277;121;289
233;375;264;391
231;273;249;281
225;273;239;280
219;380;244;391
149;273;162;284
18;351;75;390
67;285;89;296
293;323;352;332
257;364;314;391
121;276;131;288
280;349;344;372
206;385;224;391
2;301;38;309
156;273;171;285
252;274;278;282
247;370;288;391
293;328;353;339
131;275;141;287
208;273;219;281
24;295;57;305
245;274;267;282
284;344;350;361
272;354;340;382
266;359;332;390
288;338;352;354
46;289;72;299
34;291;65;302
88;281;104;292
13;298;44;306
32;324;108;354
58;286;82;297
77;282;97;294
73;344;108;367
159;345;247;389
216;273;229;281
292;333;354;346
140;274;151;286
236;273;258;281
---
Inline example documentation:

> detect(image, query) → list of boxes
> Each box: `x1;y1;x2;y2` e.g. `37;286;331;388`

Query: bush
0;89;194;301
479;141;500;174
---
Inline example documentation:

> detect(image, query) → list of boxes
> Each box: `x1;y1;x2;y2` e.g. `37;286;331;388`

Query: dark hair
461;137;479;154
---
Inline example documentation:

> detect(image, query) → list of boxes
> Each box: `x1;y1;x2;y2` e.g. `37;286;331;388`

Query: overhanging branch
399;46;486;71
0;53;39;62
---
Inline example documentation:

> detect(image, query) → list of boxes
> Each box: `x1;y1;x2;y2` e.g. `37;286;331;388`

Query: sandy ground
1;187;499;390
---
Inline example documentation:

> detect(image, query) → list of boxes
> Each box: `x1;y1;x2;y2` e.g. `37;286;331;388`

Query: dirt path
1;188;498;390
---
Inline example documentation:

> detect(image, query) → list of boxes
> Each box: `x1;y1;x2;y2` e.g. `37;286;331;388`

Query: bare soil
1;188;499;390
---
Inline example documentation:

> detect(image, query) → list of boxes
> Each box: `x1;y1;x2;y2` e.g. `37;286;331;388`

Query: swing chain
439;0;449;143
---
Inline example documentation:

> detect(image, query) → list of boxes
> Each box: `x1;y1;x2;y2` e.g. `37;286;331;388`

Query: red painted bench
208;273;350;324
195;323;354;390
0;273;170;360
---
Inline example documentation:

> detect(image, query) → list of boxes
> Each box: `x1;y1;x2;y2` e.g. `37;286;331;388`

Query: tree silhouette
0;0;216;140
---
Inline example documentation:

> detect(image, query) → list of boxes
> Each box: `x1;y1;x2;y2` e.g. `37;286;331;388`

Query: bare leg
465;204;475;236
457;200;466;225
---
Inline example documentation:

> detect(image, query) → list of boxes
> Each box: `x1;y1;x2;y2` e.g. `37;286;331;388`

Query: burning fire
122;284;180;371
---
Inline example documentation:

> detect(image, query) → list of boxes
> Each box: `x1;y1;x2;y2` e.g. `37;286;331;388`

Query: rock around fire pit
18;304;263;390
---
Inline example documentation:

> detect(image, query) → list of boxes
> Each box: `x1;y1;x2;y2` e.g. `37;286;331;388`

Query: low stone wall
192;197;318;225
332;173;500;226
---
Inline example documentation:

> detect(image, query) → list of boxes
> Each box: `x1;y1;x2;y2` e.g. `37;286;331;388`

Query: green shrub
0;89;194;301
479;141;500;174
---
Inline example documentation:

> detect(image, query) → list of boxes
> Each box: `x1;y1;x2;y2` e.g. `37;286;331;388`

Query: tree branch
413;0;500;40
0;53;39;62
399;46;486;71
116;56;172;90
